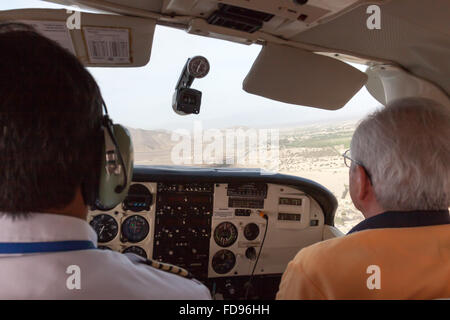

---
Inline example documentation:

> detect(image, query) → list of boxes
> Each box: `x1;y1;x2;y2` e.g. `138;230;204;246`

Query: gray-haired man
277;98;450;299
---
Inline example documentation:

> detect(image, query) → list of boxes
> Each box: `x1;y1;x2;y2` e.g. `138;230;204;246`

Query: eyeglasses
342;149;363;168
342;149;373;182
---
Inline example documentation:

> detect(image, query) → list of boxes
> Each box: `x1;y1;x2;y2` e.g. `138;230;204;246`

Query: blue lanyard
0;240;96;254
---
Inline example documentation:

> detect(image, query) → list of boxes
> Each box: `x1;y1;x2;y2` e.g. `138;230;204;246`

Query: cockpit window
94;25;374;232
1;0;380;232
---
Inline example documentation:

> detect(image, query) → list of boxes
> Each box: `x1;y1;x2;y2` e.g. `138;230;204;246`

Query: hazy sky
2;0;381;130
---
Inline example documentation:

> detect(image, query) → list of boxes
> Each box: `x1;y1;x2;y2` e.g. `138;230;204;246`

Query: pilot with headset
0;23;210;299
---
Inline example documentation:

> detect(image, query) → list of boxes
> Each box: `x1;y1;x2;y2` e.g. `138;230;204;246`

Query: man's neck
360;200;385;219
45;188;88;221
362;209;385;220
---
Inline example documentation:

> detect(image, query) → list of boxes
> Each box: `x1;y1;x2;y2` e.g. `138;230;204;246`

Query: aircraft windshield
96;26;379;232
2;0;383;232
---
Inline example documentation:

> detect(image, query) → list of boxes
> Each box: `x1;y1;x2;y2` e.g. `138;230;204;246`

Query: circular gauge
214;222;238;247
121;215;150;243
123;246;147;259
187;56;210;78
123;184;153;212
90;214;118;243
212;249;236;274
244;223;260;241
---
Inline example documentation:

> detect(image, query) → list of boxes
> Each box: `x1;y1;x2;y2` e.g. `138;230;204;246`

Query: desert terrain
128;120;365;234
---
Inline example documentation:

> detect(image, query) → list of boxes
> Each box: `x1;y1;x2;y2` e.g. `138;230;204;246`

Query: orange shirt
276;213;450;300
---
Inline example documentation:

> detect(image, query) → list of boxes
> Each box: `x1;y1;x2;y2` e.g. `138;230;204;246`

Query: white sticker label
214;208;234;218
83;27;130;64
18;20;76;55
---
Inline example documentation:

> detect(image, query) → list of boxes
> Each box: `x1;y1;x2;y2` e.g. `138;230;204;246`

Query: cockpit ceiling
46;0;450;97
292;0;450;97
57;0;363;26
48;0;367;36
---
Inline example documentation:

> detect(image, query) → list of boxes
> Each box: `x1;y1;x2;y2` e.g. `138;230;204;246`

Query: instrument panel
89;182;157;259
88;167;337;299
153;182;213;278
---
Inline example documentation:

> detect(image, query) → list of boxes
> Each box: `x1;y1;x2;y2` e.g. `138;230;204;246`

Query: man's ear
353;165;385;218
355;165;372;201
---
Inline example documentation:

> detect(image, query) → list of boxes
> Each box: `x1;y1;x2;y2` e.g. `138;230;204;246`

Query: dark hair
0;23;103;214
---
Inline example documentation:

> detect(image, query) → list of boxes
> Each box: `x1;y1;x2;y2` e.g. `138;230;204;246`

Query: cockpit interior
88;166;340;299
0;0;449;301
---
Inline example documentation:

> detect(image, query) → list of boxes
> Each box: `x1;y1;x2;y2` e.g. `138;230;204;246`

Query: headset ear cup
96;124;134;210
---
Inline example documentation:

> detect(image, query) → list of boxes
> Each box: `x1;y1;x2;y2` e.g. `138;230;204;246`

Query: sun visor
243;43;368;110
0;9;156;67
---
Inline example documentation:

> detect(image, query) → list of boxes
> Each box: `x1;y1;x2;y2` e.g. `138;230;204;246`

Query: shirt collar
347;210;450;235
0;213;97;245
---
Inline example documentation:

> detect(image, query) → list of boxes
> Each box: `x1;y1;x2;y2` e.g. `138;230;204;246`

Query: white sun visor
243;43;368;110
0;9;156;67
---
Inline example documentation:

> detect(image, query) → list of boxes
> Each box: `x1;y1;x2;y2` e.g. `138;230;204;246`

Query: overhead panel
212;0;351;36
243;43;368;110
0;8;156;67
42;1;367;48
162;0;362;43
207;3;274;33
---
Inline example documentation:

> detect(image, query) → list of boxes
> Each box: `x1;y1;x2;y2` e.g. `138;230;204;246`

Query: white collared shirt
0;213;211;300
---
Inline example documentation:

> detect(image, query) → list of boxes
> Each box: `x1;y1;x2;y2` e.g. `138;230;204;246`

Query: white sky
2;0;381;130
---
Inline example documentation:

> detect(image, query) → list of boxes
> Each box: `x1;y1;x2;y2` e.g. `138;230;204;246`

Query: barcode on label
89;40;129;59
83;27;131;64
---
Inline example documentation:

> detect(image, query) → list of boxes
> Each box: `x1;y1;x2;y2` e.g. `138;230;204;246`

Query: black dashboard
88;165;337;299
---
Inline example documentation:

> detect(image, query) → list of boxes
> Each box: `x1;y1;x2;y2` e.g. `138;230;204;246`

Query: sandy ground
283;168;365;233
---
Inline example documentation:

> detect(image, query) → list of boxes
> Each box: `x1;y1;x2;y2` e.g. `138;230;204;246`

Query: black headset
84;100;134;210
